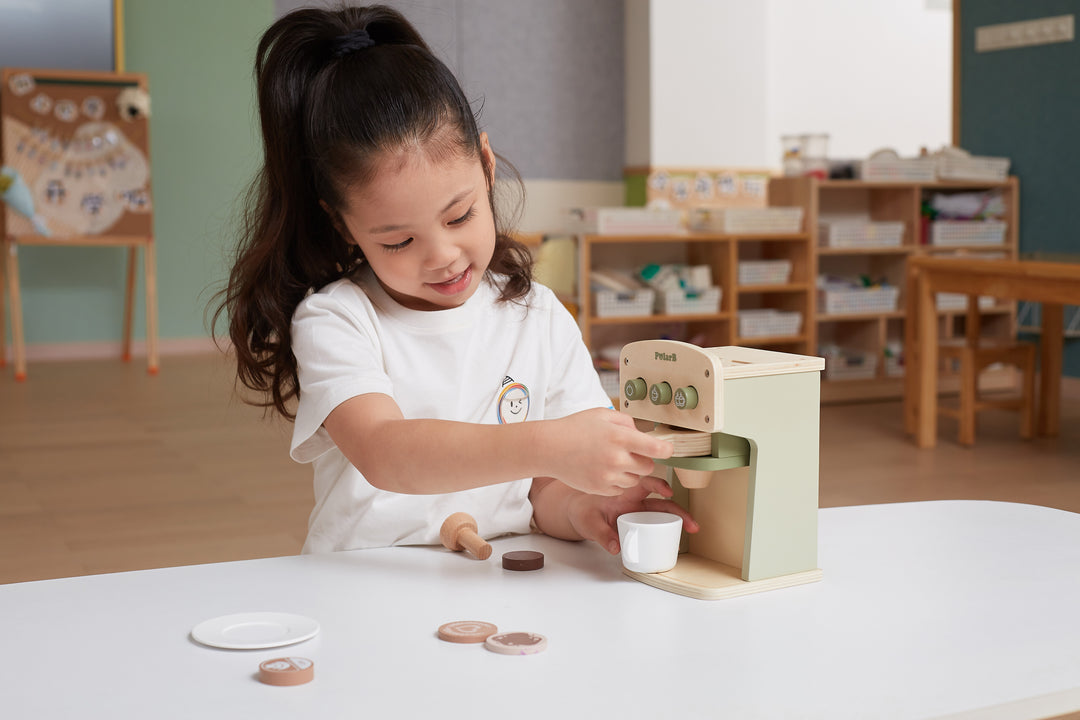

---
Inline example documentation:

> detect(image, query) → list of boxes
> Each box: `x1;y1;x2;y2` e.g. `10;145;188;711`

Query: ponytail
211;5;531;419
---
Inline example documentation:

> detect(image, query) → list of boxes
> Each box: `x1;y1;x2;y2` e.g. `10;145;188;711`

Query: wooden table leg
915;271;938;448
5;240;27;381
122;245;137;362
0;239;6;369
144;241;159;375
903;263;918;435
1039;303;1064;436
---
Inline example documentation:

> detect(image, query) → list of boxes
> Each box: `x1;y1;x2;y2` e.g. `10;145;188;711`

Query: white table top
3;501;1079;719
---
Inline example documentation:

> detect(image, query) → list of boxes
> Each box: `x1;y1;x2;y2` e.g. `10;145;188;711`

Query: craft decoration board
1;68;152;240
624;166;774;210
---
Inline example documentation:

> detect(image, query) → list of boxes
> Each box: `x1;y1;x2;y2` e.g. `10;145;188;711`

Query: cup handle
623;528;639;564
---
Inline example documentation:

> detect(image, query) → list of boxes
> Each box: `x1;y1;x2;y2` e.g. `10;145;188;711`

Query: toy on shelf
619;340;825;599
781;133;829;179
440;512;492;560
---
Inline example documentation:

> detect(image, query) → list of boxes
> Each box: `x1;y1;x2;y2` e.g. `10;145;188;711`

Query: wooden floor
2;353;1078;585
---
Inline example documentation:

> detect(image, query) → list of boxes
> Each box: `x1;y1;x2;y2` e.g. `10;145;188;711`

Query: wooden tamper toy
440;512;492;560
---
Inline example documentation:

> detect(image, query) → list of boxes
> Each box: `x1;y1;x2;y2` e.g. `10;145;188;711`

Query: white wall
766;0;953;163
630;0;770;168
629;0;952;169
624;0;652;168
652;1;770;167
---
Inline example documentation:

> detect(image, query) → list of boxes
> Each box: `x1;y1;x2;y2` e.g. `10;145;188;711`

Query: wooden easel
1;67;157;380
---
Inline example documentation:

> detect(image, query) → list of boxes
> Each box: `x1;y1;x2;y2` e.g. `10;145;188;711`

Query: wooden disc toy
258;657;314;686
648;425;712;457
440;512;492;560
484;632;547;655
502;551;544;571
437;621;498;644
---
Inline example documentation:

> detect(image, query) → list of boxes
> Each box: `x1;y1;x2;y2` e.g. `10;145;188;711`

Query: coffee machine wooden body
619;340;825;599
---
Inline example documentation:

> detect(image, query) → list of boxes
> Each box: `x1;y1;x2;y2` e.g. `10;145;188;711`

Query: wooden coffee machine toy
619;340;825;599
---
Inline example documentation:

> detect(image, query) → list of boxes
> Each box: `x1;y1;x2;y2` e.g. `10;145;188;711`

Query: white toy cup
617;511;683;574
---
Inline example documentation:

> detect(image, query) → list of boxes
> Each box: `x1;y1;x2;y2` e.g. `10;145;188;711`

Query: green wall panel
8;0;272;346
960;0;1080;377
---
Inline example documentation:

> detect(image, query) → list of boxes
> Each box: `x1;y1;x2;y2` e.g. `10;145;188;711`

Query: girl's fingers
591;517;621;554
574;506;621;553
630;454;662;477
611;413;673;459
636;473;673;498
640;436;674;459
588;478;632;495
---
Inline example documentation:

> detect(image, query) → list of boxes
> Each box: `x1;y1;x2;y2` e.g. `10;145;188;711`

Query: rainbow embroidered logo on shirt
497;377;530;424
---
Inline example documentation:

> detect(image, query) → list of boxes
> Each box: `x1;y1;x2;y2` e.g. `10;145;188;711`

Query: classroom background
2;0;1076;377
1;1;1078;588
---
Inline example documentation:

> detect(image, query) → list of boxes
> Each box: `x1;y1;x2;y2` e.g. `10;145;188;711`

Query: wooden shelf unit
770;175;1020;402
577;229;815;375
572;176;1018;403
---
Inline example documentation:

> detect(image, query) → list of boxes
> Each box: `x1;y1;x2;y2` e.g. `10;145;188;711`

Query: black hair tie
332;28;376;57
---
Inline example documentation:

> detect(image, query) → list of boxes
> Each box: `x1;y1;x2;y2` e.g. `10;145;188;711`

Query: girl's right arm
322;393;673;496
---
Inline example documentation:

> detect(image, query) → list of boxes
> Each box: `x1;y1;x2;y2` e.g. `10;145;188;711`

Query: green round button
649;382;672;405
674;386;699;410
624;377;648;401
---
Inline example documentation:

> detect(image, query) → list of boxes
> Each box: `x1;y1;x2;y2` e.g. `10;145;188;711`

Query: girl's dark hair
212;4;532;419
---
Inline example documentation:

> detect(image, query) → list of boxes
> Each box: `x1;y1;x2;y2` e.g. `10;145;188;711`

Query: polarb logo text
654;351;677;362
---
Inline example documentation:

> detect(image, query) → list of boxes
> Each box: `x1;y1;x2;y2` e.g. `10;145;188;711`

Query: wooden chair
936;296;1037;446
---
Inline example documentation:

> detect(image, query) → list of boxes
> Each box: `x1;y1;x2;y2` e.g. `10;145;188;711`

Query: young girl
216;4;697;556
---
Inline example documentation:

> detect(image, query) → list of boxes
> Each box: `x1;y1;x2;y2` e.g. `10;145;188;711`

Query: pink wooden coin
484;631;547;655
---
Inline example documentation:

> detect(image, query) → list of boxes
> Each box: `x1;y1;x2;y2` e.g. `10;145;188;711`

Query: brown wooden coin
502;550;544;571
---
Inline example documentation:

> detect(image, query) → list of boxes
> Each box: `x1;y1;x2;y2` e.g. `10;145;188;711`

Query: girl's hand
543;409;673;496
565;476;699;555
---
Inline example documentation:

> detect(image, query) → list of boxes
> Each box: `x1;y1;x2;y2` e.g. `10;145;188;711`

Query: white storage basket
597;369;621;398
595;289;655;318
738;309;803;338
935;154;1010;182
738;259;793;285
690;207;804;234
819;286;901;314
566;207;683;235
819;221;904;248
859;157;936;182
930;220;1007;246
822;349;879;381
657;287;721;315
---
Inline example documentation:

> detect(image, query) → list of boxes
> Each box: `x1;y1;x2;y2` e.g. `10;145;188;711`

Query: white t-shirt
290;265;611;553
